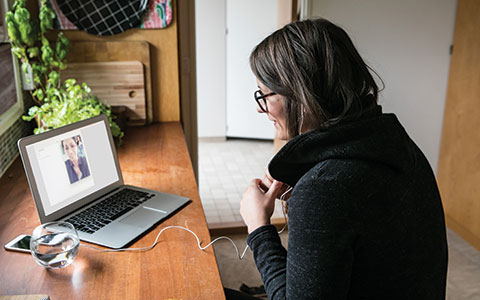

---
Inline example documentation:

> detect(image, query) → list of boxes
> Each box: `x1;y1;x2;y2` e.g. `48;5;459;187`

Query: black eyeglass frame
254;90;276;113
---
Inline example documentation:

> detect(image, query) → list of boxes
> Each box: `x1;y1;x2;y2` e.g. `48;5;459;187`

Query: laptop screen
24;119;119;216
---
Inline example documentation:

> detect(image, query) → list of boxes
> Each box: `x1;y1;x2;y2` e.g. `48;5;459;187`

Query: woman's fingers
266;180;283;198
260;175;272;191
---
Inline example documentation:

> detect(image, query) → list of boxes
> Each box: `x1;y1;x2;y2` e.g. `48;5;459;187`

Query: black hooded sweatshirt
246;110;448;299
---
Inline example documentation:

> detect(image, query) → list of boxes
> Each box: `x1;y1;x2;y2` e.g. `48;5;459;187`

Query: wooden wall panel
57;2;180;123
66;41;152;124
437;0;480;250
177;0;198;179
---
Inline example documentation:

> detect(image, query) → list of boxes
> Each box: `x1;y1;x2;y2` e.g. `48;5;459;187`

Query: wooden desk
0;122;225;300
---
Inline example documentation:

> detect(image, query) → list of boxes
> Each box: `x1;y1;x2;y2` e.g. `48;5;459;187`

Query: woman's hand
240;178;284;234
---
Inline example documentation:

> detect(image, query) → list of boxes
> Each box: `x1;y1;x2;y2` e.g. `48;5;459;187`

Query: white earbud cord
81;187;292;259
299;105;305;134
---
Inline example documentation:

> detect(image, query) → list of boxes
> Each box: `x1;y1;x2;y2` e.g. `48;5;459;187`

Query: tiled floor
198;138;284;225
445;228;480;299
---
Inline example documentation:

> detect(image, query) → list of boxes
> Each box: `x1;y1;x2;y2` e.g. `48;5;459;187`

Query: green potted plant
5;0;123;141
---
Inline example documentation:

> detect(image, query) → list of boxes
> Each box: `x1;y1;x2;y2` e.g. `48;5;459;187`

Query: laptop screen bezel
17;114;124;223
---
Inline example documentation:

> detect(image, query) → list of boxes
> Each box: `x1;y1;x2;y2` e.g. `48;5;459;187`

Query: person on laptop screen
61;135;91;184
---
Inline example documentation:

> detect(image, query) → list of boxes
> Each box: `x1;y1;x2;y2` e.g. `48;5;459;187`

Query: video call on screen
26;121;119;216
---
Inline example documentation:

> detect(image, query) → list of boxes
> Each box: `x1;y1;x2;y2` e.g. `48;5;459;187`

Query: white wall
195;0;226;138
309;0;457;172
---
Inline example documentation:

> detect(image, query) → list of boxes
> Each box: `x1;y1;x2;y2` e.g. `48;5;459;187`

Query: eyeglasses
254;90;276;113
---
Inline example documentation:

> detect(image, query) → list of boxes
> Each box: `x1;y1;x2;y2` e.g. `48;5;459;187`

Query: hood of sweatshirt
268;107;420;187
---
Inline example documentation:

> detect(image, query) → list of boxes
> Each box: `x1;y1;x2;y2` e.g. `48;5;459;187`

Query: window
0;43;23;135
0;0;24;136
0;43;18;115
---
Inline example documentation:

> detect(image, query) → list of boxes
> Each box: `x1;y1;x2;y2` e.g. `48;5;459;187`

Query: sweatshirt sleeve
247;173;358;300
247;224;287;299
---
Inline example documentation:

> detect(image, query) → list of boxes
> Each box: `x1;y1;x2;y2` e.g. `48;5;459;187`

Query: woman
62;137;90;184
238;19;448;299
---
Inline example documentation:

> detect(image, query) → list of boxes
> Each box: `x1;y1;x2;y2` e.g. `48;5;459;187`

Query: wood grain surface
61;61;147;124
0;123;225;300
66;40;153;124
437;0;480;250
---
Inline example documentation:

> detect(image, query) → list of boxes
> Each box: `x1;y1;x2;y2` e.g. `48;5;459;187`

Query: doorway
225;0;278;139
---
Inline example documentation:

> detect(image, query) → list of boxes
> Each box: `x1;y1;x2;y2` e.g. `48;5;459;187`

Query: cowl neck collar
268;110;417;187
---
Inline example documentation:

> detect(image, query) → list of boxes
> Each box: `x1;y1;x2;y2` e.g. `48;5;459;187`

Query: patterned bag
56;0;148;35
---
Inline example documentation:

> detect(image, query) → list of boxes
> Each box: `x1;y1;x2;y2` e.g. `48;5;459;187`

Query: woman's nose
256;105;265;114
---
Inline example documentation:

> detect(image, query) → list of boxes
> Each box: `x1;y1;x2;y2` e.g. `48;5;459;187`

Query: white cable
81;188;293;258
80;225;251;259
277;186;292;234
299;106;305;134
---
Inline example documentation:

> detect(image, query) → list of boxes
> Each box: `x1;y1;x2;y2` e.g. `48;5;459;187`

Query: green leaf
27;47;39;58
65;79;76;88
27;105;41;116
59;33;70;47
39;0;55;33
48;71;59;81
22;115;34;121
21;61;30;74
33;75;41;84
5;11;15;24
6;14;21;43
82;83;91;93
14;7;30;24
14;8;35;46
11;46;23;59
13;0;27;11
46;87;59;102
41;44;54;65
41;36;49;46
33;89;45;101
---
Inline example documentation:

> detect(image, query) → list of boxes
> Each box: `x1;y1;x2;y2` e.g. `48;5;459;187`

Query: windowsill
0;104;23;136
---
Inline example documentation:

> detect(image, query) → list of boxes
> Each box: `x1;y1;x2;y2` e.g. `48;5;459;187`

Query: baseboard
208;218;287;236
198;136;227;143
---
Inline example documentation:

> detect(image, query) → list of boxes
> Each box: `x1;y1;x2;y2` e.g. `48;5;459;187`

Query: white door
226;0;278;139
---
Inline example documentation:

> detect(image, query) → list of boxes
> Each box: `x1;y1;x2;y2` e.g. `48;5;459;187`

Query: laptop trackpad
120;207;165;228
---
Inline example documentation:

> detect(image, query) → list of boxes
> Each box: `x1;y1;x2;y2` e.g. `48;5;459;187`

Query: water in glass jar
31;232;79;269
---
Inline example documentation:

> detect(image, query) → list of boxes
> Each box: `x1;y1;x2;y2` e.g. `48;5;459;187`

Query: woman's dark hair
250;18;381;137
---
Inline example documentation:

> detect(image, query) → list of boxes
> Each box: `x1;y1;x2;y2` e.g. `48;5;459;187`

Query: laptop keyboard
64;188;155;234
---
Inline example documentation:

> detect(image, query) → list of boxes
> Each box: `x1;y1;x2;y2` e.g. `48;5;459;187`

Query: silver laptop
18;114;190;249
